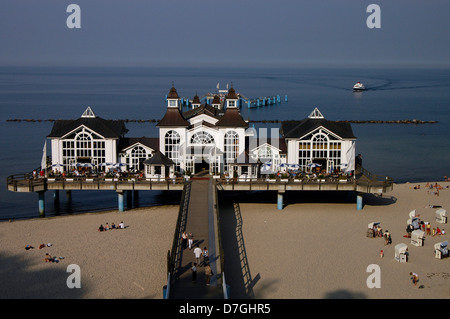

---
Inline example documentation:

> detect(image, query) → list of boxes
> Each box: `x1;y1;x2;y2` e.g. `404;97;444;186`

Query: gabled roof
142;151;174;166
118;137;160;152
247;138;287;154
215;107;248;128
47;117;128;138
81;106;96;118
157;108;190;127
308;107;324;119
280;118;355;139
183;104;222;121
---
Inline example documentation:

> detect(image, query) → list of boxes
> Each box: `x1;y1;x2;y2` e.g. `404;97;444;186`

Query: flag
216;82;219;89
41;140;47;173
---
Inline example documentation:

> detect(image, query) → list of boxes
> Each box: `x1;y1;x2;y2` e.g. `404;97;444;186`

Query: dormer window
228;100;235;107
169;100;177;107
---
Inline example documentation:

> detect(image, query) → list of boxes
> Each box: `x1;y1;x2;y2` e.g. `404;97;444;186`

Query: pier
166;177;225;299
7;164;392;216
6;165;392;299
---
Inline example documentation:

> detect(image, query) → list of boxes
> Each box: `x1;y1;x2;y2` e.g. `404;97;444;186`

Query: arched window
258;145;272;160
191;131;215;144
224;131;239;165
165;130;180;168
130;146;147;171
76;132;92;158
312;133;328;159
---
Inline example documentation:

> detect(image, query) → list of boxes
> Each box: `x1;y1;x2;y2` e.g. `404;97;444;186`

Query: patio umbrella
70;163;83;167
51;164;64;168
100;162;113;166
82;163;94;168
308;163;322;168
113;163;126;168
260;160;274;174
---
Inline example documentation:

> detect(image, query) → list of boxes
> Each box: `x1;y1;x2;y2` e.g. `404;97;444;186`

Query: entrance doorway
312;158;327;172
194;159;209;174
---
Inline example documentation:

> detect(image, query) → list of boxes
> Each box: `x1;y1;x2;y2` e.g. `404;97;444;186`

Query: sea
0;66;449;221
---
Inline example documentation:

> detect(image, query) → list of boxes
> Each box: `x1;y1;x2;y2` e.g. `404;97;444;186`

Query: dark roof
157;108;190;127
118;137;160;152
215;108;248;128
167;86;179;99
211;95;221;105
47;117;128;138
183;104;222;120
192;94;201;104
226;87;238;99
143;151;174;166
280;118;356;139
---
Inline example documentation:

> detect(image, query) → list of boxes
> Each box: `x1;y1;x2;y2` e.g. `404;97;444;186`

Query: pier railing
167;181;191;284
7;167;394;194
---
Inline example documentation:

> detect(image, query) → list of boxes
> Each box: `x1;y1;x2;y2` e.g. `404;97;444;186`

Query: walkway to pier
169;176;224;299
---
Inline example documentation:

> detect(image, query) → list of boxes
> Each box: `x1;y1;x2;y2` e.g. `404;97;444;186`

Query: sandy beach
220;181;450;299
0;181;449;299
0;205;179;299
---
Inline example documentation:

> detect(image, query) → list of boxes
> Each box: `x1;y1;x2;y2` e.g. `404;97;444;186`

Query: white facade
119;142;156;171
283;108;356;173
50;125;118;173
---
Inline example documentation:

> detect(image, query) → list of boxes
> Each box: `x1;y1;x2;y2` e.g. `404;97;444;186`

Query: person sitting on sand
410;272;419;286
376;225;383;237
98;224;104;232
118;221;124;229
436;227;442;236
111;222;116;229
25;245;34;250
426;222;431;235
44;253;53;262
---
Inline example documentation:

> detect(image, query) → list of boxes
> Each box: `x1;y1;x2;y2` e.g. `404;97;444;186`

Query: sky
0;0;449;68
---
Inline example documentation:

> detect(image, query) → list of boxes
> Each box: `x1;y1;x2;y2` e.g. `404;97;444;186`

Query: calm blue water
1;66;449;220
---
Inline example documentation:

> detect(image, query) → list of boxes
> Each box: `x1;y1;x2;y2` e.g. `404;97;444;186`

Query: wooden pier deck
169;177;224;299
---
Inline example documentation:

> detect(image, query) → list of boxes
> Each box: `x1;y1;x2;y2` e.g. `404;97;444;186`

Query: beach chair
434;241;449;259
407;217;420;230
411;229;425;247
435;208;447;224
367;222;380;238
394;243;408;262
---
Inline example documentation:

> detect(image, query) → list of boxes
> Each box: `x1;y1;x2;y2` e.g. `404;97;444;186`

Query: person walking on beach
182;231;188;250
194;245;202;265
384;230;391;245
202;247;209;266
191;263;197;283
204;263;213;286
188;232;194;249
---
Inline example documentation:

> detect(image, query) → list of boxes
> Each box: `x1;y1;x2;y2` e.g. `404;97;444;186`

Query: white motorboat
353;81;365;91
